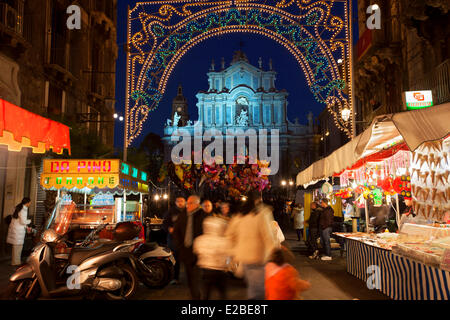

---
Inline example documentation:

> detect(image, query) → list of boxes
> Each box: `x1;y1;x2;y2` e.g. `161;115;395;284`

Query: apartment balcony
0;2;29;57
410;59;450;105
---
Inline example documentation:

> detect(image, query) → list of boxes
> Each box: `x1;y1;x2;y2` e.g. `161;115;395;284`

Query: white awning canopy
296;102;450;188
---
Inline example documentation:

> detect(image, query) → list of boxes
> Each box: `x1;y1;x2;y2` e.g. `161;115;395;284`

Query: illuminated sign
44;159;119;174
132;167;138;178
41;159;149;193
403;91;433;110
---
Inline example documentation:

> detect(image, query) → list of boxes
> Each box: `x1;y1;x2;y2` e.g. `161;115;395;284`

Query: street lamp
281;180;287;186
163;194;168;200
154;195;160;201
289;180;294;186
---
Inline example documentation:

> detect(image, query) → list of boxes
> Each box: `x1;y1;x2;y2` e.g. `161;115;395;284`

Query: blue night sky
114;0;359;149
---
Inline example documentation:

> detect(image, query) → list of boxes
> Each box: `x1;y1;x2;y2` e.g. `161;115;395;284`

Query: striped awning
296;103;450;187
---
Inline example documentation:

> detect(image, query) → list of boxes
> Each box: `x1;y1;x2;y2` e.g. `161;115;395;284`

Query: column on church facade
259;97;263;126
248;102;253;126
212;100;216;126
223;102;226;127
271;98;275;125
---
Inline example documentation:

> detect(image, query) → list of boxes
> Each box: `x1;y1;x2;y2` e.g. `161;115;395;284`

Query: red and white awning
296;102;450;187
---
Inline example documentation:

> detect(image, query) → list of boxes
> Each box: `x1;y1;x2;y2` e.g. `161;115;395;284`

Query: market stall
296;103;450;300
40;159;149;234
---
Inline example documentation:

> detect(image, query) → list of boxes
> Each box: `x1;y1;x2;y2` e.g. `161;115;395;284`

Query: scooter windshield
44;200;76;235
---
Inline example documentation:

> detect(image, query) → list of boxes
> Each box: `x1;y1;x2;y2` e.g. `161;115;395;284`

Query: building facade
0;0;117;254
163;51;319;182
355;0;449;134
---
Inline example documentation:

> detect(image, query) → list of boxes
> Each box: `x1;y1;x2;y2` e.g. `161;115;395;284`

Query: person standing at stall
6;197;32;266
162;196;186;285
307;202;322;259
319;199;334;261
173;195;206;299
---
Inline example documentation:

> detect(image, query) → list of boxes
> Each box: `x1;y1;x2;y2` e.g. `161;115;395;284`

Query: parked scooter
4;205;140;300
115;220;175;288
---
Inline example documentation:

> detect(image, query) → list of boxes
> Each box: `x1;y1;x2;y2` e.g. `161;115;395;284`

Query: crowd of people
161;192;311;300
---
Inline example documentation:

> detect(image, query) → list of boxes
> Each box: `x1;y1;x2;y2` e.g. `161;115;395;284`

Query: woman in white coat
292;204;304;242
7;197;31;266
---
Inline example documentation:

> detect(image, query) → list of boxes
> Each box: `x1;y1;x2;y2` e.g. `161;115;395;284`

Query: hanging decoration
167;156;271;199
410;137;449;221
126;0;354;148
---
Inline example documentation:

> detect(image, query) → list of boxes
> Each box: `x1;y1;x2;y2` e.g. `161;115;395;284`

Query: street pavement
0;232;388;300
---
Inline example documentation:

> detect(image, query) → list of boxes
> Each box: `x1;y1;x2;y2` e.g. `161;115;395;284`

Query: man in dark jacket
173;195;206;299
307;201;322;259
162;196;186;284
319;198;335;261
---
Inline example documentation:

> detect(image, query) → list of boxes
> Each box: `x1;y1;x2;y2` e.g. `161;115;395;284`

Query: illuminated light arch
126;0;354;146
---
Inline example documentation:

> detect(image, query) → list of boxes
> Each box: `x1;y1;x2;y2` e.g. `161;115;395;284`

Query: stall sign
43;159;120;174
42;174;119;189
403;91;433;110
91;193;115;206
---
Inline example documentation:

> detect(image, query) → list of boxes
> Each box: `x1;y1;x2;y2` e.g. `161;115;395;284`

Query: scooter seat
69;242;120;266
135;242;159;256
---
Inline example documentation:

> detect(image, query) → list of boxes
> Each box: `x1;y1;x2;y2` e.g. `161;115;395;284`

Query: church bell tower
171;85;189;126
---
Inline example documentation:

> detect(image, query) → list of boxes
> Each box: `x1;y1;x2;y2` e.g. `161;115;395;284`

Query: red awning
0;98;71;154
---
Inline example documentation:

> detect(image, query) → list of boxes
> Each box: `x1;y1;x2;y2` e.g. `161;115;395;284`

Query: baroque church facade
163;51;319;181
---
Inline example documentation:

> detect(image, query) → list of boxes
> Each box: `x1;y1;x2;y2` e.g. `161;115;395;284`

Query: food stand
40;159;149;233
296;103;450;300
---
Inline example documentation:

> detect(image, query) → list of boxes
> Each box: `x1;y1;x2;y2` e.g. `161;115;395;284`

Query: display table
341;236;450;300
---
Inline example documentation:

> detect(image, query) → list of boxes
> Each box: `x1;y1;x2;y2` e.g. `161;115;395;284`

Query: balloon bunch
166;156;271;198
393;175;412;199
335;188;353;199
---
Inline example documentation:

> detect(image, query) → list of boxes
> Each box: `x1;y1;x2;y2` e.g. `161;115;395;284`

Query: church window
252;76;258;89
207;106;212;125
225;77;231;89
226;106;232;125
233;73;239;86
253;105;260;123
264;105;271;124
215;106;221;125
264;79;270;90
215;79;220;90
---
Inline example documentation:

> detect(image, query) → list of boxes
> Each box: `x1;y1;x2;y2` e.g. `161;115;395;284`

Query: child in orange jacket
265;247;311;300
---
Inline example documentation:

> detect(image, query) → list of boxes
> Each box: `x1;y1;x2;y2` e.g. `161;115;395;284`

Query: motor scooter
115;220;175;288
4;205;140;300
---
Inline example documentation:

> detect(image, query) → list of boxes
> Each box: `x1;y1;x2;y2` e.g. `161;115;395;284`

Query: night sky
114;0;359;149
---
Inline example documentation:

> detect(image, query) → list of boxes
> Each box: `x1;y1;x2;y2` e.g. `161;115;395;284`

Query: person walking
319;199;335;261
173;195;206;299
265;247;311;300
291;204;304;241
225;191;278;300
7;197;32;266
162;196;186;285
193;216;231;300
307;202;322;259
